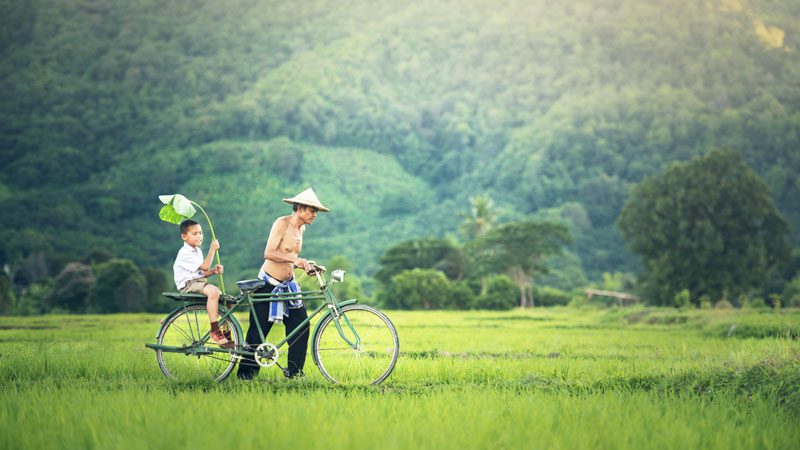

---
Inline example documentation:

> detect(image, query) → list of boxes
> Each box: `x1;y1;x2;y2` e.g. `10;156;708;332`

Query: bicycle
145;265;399;385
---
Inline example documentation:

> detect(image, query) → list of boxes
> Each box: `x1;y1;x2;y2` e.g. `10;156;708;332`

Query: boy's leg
283;307;310;376
203;284;221;323
204;285;233;347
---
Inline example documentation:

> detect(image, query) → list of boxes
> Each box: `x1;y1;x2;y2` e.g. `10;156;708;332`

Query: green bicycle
145;265;399;385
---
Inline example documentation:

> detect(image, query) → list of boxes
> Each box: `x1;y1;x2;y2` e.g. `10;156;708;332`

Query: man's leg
237;299;274;379
283;306;310;377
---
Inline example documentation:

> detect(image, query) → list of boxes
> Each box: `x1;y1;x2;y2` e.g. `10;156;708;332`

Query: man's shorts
180;278;216;295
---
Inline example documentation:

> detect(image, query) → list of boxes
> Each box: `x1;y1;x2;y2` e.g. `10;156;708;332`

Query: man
237;188;330;380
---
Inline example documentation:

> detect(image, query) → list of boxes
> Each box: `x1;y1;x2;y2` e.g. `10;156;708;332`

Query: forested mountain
1;0;799;290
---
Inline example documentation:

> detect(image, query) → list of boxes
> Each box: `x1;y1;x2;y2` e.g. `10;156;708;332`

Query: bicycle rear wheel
313;304;399;385
156;304;242;382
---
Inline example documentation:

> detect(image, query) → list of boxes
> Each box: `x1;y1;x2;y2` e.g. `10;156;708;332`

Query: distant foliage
375;238;467;286
618;149;790;306
474;275;517;310
469;220;572;307
1;0;799;304
46;262;94;312
88;259;147;313
380;269;457;310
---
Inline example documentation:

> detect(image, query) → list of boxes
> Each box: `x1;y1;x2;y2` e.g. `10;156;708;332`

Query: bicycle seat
237;279;266;292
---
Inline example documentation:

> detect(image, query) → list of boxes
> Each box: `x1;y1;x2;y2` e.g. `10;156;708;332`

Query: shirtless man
237;188;329;380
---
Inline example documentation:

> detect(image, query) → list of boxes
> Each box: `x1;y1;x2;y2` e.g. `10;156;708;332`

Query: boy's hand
212;265;224;274
209;239;220;251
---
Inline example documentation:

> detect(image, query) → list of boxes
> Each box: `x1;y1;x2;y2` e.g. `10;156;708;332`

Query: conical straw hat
283;188;330;212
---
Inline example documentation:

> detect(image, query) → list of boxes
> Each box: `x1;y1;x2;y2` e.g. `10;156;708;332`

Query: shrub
88;259;146;313
714;299;733;309
0;273;14;314
13;281;52;315
448;281;475;310
46;262;94;312
535;286;572;307
782;277;800;307
141;267;170;313
673;289;691;308
474;275;517;310
380;269;452;309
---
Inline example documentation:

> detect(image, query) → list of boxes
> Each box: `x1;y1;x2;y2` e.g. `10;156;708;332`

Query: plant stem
190;201;226;295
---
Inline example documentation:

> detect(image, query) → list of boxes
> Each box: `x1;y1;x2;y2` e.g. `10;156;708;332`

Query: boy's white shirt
173;242;205;290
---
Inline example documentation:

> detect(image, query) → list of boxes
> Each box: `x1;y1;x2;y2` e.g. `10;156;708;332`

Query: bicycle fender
310;299;358;367
151;303;241;341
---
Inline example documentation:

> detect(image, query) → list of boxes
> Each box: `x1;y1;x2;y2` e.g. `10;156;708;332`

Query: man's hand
209;239;220;251
295;258;314;274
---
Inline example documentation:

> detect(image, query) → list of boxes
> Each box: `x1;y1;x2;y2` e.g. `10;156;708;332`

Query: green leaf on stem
158;194;197;224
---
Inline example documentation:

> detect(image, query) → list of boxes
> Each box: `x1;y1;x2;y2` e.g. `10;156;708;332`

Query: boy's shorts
180;278;218;295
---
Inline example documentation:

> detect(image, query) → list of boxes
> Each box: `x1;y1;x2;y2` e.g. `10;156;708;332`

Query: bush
46;262;94;312
448;281;475;309
673;289;691;308
474;275;517;310
714;299;733;309
380;269;452;309
782;276;800;307
534;286;572;307
13;281;52;315
0;273;14;314
88;259;146;313
142;267;170;313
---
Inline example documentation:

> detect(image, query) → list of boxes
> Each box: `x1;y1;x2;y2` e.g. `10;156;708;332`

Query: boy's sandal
210;330;235;349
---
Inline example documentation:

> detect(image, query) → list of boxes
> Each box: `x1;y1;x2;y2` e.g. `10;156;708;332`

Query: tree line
5;148;795;314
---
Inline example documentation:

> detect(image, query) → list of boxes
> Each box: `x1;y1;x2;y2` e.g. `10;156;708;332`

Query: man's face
298;205;319;225
181;224;203;248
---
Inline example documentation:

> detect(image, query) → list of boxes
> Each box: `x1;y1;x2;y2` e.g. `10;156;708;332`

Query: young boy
173;219;232;348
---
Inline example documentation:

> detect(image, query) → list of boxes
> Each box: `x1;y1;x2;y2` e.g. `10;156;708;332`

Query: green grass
1;307;798;449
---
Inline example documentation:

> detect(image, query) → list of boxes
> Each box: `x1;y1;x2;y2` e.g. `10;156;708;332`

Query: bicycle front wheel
313;304;399;385
156;304;242;382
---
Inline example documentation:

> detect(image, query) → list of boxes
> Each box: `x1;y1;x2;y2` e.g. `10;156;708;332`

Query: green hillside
1;0;799;287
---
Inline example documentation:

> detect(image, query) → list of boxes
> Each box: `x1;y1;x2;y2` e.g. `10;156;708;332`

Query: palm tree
460;195;498;241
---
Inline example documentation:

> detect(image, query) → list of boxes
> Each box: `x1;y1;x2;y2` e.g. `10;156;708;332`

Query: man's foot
283;369;305;379
210;330;235;348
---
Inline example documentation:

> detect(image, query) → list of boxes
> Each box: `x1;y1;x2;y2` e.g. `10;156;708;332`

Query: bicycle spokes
314;305;399;385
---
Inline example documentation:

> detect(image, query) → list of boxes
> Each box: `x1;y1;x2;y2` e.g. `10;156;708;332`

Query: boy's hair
180;219;199;235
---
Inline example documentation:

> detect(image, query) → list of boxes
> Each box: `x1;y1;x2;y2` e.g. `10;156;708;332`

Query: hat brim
283;198;330;212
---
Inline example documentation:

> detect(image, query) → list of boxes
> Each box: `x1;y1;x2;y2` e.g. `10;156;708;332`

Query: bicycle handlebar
307;261;326;286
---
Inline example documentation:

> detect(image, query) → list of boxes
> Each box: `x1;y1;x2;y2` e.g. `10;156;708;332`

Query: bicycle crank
254;343;279;367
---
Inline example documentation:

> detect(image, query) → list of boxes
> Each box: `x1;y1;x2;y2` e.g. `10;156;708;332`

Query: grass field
1;306;798;449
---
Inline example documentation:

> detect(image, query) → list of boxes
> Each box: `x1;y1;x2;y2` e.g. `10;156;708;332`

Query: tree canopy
618;149;790;305
1;0;798;306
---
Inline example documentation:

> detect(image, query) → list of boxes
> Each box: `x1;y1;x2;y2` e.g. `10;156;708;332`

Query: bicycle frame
146;273;362;360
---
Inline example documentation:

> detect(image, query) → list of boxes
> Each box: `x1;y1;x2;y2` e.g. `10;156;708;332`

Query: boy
173;219;233;348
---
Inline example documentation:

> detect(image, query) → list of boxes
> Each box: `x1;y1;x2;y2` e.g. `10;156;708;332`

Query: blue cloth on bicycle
258;270;303;322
